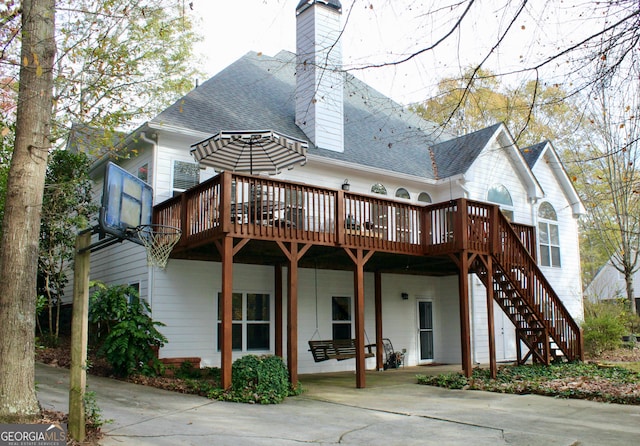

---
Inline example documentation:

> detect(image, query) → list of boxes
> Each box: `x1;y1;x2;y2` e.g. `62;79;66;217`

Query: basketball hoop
135;224;182;269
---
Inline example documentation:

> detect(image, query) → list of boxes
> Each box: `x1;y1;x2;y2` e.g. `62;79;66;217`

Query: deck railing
155;173;541;259
155;172;430;253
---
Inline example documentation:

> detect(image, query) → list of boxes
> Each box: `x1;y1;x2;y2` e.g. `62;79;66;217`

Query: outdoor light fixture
401;292;409;300
342;179;350;191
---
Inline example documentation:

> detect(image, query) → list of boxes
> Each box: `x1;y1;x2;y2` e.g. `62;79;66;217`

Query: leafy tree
412;67;580;147
0;0;56;422
38;150;96;345
0;1;199;420
1;0;201;145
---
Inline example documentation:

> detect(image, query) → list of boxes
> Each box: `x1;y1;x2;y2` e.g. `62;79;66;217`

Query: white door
494;303;517;361
418;300;434;363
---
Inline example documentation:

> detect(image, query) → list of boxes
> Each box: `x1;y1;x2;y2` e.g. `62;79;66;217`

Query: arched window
417;192;432;203
487;184;514;221
538;202;561;267
395;188;410;200
371;183;387;195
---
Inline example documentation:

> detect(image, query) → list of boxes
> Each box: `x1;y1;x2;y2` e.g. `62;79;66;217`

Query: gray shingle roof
428;123;502;179
521;141;547;168
151;51;445;179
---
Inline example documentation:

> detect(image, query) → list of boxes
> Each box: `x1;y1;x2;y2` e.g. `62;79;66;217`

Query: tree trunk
625;269;637;317
0;0;56;422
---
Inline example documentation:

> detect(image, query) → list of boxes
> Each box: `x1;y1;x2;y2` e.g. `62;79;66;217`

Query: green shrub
229;355;290;404
89;283;167;377
582;300;628;356
417;372;468;389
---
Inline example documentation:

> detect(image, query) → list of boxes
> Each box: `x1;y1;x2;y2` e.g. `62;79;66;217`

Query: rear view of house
75;0;585;389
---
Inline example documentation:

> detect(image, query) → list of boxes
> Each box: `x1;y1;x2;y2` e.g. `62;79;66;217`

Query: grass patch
417;362;640;405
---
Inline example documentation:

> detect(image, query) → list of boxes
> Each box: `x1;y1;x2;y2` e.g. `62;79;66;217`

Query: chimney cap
296;0;342;14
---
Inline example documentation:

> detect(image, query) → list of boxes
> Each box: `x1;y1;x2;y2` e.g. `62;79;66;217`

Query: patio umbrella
190;129;308;175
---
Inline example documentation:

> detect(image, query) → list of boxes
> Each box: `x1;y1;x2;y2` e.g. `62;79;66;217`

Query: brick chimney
295;0;344;153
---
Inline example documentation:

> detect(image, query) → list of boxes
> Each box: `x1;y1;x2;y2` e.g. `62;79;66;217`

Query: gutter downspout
139;131;158;311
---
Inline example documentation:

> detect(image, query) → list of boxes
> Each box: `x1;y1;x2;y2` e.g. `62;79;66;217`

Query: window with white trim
487;184;514;221
395;188;410;200
371;183;387;195
332;296;352;340
538;202;561;267
172;160;200;197
217;292;270;351
417;192;432;203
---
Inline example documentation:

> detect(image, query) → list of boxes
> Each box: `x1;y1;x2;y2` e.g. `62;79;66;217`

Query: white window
332;296;352;340
417;192;432;203
487;184;514;221
395;188;410;200
371;183;387;195
172;160;200;197
538;202;561;267
217;292;271;351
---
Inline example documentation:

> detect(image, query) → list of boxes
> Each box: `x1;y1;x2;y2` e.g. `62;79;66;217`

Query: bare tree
569;81;640;314
0;0;56;422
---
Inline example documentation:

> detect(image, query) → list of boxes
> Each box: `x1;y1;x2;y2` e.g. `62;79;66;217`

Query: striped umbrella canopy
190;130;308;175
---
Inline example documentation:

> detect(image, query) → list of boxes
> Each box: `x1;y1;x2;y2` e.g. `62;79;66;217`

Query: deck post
286;244;299;387
458;252;472;377
220;235;234;389
275;264;283;358
353;249;366;388
374;271;383;371
486;256;497;379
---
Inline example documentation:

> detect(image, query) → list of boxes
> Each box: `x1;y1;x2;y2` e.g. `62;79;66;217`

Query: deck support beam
219;235;234;389
345;248;375;388
374;271;383;371
275;264;283;358
276;241;311;388
485;256;497;379
458;251;473;377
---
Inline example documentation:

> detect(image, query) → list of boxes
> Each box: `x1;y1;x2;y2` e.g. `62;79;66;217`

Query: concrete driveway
36;363;640;445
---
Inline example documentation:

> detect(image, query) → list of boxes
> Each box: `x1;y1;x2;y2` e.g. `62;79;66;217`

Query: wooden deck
153;171;582;387
154;172;536;263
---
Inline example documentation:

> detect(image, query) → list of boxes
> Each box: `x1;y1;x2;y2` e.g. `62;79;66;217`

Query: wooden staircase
473;211;583;364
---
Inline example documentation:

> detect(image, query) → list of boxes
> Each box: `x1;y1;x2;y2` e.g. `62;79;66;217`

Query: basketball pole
69;230;91;442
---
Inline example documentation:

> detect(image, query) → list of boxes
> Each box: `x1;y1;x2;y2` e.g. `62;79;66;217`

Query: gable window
538;202;561;267
172;160;200;197
417;192;432;203
395;188;410;200
332;296;352;340
217;292;271;351
371;183;387;195
487;184;514;221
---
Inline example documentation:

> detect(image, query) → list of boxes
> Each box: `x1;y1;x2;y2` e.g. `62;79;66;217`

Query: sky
187;0;594;105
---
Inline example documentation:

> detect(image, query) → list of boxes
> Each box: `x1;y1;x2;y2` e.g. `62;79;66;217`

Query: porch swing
307;266;375;362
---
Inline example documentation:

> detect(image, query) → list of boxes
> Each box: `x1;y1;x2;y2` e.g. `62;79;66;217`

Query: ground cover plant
417;360;640;404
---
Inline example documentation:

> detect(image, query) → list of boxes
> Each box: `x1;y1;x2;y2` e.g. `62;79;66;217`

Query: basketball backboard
100;162;152;242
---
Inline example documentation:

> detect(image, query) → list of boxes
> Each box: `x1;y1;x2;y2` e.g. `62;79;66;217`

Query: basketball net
135;225;181;269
